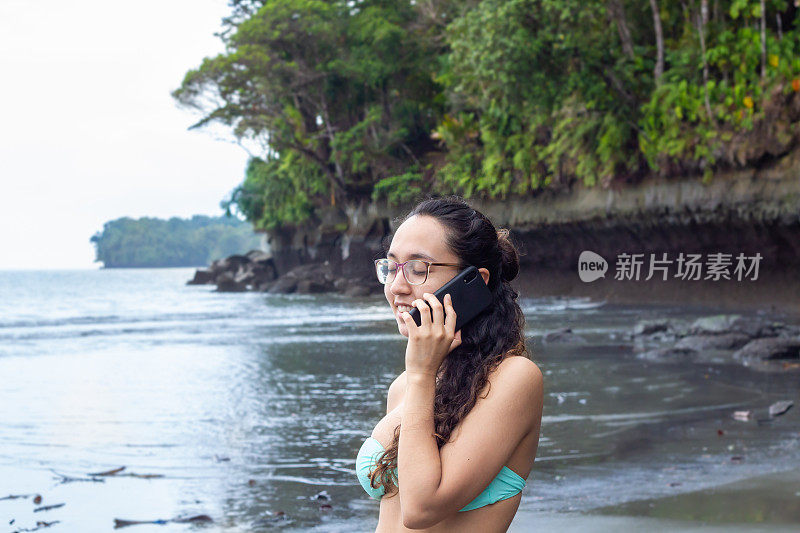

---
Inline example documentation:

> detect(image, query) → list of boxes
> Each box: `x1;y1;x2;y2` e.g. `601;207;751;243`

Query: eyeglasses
374;258;462;286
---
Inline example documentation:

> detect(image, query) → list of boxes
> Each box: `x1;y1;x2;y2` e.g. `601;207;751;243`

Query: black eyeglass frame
373;258;463;286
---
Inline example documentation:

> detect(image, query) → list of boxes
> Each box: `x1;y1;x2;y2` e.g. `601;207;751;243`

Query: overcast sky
0;0;251;269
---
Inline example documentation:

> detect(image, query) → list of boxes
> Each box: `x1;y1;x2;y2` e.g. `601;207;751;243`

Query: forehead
387;215;457;262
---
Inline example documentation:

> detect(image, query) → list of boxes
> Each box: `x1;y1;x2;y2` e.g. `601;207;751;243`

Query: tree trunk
760;0;767;79
607;0;635;59
649;0;665;84
697;1;714;122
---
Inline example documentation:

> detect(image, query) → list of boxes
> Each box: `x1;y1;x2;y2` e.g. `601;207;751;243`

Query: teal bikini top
355;436;526;512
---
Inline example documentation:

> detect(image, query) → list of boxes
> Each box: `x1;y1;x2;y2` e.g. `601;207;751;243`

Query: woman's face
383;215;464;338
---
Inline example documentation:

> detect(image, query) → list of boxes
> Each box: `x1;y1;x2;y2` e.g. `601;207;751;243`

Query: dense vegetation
173;0;800;231
90;215;262;268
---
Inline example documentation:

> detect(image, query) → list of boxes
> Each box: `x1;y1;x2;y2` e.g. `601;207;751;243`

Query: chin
396;319;409;337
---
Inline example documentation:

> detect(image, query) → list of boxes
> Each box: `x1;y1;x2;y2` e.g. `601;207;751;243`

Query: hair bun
496;228;519;283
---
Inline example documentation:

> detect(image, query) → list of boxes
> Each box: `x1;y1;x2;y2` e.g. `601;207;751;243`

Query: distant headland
90;215;262;268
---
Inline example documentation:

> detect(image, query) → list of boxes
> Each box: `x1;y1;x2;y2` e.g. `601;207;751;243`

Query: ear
478;267;490;286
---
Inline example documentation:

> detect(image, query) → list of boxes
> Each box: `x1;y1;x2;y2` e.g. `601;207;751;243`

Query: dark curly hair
368;194;531;496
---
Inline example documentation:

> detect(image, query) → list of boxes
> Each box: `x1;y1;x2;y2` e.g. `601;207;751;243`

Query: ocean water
1;268;799;532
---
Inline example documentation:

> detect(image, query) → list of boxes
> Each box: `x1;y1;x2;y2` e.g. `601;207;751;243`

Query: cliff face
474;150;800;274
207;149;799;311
265;150;800;278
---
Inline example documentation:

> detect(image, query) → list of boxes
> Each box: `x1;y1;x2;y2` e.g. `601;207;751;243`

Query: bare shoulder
500;355;543;382
386;370;407;414
468;356;543;436
487;356;544;401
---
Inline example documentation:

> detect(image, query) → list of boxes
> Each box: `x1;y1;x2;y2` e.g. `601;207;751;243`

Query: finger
423;293;444;328
399;309;418;332
413;298;432;327
448;330;462;352
443;293;457;335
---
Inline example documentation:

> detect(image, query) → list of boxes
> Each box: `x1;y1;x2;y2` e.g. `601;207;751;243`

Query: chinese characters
613;252;762;281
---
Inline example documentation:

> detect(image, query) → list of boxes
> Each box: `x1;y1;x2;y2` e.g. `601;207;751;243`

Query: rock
633;330;677;350
636;347;698;361
310;490;331;502
633;319;674;336
245;250;272;263
215;272;247;292
213;254;251;273
732;337;800;363
249;265;278;285
186;269;215;285
725;316;783;338
768;400;793;417
688;315;743;335
777;324;800;339
256;280;276;292
543;327;587;344
268;276;298;294
285;263;325;280
233;269;253;285
296;280;329;294
674;333;751;351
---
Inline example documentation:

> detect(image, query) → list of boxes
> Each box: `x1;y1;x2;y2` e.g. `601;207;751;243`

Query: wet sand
510;467;800;532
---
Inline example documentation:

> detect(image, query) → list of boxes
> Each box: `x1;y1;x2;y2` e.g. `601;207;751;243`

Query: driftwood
50;470;104;484
86;466;164;479
113;515;212;529
10;520;60;532
33;504;65;513
88;466;126;476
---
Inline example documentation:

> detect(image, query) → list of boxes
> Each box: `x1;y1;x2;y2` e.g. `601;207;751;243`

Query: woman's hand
400;292;462;378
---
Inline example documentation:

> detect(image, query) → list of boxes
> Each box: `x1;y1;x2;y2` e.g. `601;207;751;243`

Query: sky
0;0;253;269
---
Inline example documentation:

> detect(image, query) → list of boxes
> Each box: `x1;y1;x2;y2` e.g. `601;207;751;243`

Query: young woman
356;196;544;532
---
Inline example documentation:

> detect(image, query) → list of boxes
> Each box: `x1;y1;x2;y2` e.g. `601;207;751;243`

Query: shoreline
512;268;800;319
510;466;800;532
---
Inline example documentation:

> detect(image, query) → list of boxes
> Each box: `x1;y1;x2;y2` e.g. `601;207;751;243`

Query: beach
1;268;798;531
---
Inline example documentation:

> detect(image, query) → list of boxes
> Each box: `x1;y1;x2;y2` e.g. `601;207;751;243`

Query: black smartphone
408;265;493;332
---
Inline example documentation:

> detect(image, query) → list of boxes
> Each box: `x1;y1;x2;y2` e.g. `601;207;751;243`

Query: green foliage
176;0;800;228
174;0;445;227
371;168;425;207
223;153;328;231
90;215;262;268
639;1;800;173
437;0;651;192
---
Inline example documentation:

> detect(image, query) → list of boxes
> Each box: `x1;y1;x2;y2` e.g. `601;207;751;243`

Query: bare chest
370;402;403;449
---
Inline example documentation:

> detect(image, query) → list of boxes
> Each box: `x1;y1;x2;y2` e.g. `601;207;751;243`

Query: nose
389;265;412;293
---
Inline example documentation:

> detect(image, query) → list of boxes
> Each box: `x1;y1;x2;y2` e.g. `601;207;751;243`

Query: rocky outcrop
188;249;383;296
189;149;800;303
630;314;800;372
187;250;278;292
